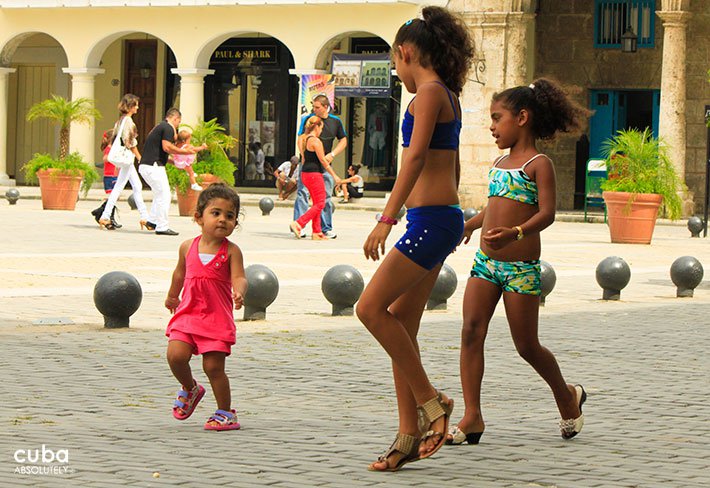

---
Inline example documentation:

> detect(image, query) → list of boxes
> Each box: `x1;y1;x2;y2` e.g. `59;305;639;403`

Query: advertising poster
332;53;391;98
299;74;335;116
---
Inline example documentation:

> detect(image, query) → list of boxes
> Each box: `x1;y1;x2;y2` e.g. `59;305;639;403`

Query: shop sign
211;46;278;65
332;53;391;98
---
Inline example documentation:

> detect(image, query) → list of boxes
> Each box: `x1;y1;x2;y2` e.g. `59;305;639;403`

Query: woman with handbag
98;93;151;230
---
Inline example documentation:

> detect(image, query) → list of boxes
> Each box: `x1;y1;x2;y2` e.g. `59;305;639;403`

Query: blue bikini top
487;154;549;206
401;81;461;150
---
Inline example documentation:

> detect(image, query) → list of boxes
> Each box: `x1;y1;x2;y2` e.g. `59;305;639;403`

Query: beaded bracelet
377;214;398;225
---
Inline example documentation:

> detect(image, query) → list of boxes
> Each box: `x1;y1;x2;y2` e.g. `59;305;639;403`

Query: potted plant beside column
167;118;237;216
22;95;101;210
601;128;683;244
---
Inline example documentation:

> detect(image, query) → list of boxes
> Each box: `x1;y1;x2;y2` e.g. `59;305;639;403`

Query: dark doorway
124;39;157;150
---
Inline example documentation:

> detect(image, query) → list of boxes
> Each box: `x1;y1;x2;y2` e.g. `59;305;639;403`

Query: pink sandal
204;409;241;431
172;382;205;420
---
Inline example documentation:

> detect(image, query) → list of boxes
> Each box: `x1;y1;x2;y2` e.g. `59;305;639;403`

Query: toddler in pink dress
165;183;247;431
173;128;204;192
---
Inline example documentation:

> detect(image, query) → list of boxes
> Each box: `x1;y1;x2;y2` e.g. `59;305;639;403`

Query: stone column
0;67;16;184
170;68;214;127
62;68;104;162
657;6;692;201
456;2;536;209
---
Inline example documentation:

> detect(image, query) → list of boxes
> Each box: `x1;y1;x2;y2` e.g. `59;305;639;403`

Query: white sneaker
323;230;337;239
191;183;203;191
300;229;307;238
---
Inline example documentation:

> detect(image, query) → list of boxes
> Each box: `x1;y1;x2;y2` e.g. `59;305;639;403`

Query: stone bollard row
92;257;705;327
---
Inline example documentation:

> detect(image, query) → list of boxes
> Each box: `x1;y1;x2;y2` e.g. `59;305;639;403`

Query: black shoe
156;229;179;236
143;221;157;231
90;201;107;223
110;206;122;229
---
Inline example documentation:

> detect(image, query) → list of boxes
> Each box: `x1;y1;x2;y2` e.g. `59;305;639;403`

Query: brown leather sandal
417;391;453;460
367;433;420;472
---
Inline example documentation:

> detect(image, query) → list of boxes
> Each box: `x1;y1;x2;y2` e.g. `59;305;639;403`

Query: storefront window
204;38;296;187
347;37;400;191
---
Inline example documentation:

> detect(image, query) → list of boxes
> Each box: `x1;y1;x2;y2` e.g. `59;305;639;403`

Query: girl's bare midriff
482;197;541;261
404;148;459;209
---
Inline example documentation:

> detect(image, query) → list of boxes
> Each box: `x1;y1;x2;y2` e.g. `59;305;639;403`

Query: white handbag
107;116;135;169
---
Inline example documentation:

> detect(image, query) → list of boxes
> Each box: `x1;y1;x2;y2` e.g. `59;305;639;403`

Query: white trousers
138;163;171;231
100;164;149;221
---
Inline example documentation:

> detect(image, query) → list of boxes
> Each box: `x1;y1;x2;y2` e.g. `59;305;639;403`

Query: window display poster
332;53;391;98
261;121;276;157
299;74;335;116
248;120;261;144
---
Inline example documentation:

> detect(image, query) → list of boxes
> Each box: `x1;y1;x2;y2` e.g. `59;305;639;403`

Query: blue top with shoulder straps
401;81;461;150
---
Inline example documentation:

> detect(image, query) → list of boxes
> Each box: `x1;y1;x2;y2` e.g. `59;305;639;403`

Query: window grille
594;0;655;48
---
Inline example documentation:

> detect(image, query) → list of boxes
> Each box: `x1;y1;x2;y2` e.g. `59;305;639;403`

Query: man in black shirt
138;108;203;235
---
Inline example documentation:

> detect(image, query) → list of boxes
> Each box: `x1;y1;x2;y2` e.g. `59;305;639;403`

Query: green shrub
600;128;683;220
22;152;100;196
167;118;237;193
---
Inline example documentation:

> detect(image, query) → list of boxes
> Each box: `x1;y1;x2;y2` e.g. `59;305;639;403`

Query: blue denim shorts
394;205;464;270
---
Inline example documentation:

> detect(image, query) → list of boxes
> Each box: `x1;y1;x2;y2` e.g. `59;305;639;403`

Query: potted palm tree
166;118;237;216
22;95;101;210
601;128;683;244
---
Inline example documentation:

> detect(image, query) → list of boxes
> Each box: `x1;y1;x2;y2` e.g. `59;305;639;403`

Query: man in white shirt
274;156;299;200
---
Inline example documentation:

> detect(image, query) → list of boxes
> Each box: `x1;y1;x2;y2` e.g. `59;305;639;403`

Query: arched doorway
174;34;297;187
315;33;400;191
1;33;69;183
89;32;177;155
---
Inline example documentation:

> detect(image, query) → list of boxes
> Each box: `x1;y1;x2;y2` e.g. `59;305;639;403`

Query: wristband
377;214;398;225
328;152;335;159
514;225;524;240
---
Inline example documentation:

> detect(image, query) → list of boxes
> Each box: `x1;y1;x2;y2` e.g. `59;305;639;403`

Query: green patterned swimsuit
469;154;548;295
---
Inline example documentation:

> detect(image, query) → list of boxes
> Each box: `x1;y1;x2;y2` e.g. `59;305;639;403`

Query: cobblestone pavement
1;194;709;487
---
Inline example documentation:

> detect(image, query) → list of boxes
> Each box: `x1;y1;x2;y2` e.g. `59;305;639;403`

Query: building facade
1;0;708;212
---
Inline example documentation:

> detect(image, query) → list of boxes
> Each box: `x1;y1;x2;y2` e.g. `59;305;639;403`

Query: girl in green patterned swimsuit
448;78;591;445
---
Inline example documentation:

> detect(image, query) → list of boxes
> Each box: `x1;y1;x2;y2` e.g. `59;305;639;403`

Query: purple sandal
172;382;205;420
204;409;241;431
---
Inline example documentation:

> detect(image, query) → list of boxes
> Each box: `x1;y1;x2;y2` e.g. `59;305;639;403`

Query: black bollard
243;264;279;320
595;256;631;300
687;216;703;238
5;188;20;205
427;263;458;310
540;260;556;306
127;194;137;211
463;208;479;222
259;197;274;216
321;265;364;316
93;271;143;328
670;256;704;297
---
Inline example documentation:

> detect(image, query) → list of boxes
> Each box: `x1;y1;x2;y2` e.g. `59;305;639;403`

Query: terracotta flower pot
176;174;221;216
36;169;83;210
602;191;663;244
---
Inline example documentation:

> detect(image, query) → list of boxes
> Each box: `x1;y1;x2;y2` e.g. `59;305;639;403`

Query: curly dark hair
196;183;241;221
393;6;475;95
492;78;591;141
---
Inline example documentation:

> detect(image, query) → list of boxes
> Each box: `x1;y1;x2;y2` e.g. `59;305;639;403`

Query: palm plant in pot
22;95;101;210
601;128;683;244
166;118;237;216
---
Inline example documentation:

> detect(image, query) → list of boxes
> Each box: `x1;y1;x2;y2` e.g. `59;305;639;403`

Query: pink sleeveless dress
166;236;235;344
